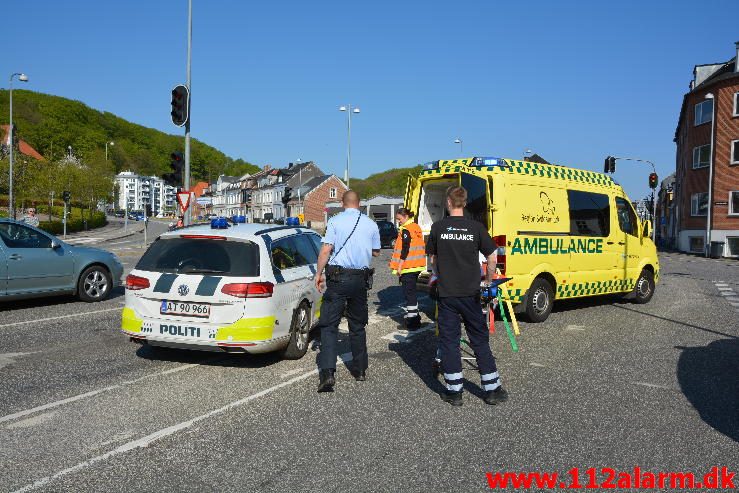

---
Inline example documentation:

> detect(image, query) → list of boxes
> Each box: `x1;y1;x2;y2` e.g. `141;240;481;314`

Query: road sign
298;213;305;224
177;192;192;212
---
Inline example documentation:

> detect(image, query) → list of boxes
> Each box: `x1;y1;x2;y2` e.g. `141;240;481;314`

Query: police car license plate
160;300;210;318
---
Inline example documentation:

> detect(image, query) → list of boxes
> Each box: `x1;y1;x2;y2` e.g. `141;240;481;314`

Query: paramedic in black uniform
426;185;509;407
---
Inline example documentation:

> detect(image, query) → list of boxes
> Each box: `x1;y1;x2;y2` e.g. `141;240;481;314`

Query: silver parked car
0;219;123;302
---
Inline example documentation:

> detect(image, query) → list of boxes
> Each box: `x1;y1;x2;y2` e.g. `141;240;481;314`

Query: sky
4;0;739;200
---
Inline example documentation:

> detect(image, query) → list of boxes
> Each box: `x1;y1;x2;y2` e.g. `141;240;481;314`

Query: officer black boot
483;387;509;405
405;315;422;331
351;366;366;381
441;390;463;407
317;369;335;392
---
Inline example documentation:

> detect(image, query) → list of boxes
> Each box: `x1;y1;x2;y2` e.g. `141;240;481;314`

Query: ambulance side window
567;190;610;237
615;197;638;237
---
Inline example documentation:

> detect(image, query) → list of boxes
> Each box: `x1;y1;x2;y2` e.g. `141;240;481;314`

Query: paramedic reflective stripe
444;372;464;392
481;371;501;391
404;304;420;319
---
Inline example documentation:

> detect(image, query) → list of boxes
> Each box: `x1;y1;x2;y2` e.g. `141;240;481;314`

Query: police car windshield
136;237;260;277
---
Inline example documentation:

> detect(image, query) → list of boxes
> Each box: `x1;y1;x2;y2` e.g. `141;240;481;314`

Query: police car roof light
180;234;226;240
473;157;508;167
211;217;230;229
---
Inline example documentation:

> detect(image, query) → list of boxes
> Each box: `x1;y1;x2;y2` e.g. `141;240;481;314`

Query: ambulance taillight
493;235;507;274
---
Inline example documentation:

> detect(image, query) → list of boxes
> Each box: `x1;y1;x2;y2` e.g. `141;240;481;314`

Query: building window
732;140;739;165
329;187;337;199
727;237;739;257
694;99;713;126
689;236;704;253
691;192;708;216
692;144;711;169
730;191;739;215
734;92;739;117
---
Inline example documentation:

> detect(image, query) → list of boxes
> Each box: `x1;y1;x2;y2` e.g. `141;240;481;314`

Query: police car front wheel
524;277;554;323
282;301;311;360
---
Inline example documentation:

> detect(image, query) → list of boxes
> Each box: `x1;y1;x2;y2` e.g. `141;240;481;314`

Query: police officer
426;185;509;407
314;190;380;392
389;208;425;330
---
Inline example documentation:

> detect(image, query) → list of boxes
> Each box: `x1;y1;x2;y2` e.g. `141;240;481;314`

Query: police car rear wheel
632;269;655;304
282;301;310;360
78;266;112;302
524;278;553;323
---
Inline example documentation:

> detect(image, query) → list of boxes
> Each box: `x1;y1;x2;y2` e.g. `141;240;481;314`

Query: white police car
121;219;323;359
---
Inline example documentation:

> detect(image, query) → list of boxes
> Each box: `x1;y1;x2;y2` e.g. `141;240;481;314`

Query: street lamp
339;105;360;187
105;141;114;161
454;138;463;156
523;149;533;161
8;72;29;220
704;92;716;257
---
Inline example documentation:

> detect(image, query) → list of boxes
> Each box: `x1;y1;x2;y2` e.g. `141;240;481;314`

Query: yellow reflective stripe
400;266;425;274
121;307;143;333
216;316;276;341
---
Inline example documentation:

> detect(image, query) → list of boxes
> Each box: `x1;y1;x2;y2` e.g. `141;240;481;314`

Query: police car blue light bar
211;217;230;229
473;157;508;167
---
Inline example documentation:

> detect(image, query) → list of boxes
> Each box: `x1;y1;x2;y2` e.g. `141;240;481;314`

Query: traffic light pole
183;0;192;226
612;156;657;243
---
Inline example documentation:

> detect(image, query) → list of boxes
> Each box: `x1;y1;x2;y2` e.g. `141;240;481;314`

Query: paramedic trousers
317;271;369;372
400;272;421;329
437;296;501;394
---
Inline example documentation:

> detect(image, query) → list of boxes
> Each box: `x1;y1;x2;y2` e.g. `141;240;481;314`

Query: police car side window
271;235;316;270
615;197;638;237
307;233;322;255
294;234;318;265
567;190;610;237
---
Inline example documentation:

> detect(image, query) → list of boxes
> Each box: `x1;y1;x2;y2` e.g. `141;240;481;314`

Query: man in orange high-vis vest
389;208;426;330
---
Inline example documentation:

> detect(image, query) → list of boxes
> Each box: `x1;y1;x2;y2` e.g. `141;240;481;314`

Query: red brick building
287;174;347;230
673;42;739;257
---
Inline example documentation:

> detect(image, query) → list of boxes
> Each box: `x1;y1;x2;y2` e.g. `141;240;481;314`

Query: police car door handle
8;254;22;260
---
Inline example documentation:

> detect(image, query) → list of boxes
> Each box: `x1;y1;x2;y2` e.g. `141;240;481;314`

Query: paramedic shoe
351;367;367;382
317;369;335;393
441;391;463;407
483;387;509;405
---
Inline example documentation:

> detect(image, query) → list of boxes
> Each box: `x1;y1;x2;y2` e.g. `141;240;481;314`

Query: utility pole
184;0;193;226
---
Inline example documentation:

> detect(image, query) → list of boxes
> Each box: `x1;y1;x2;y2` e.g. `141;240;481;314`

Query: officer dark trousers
400;272;421;329
438;296;501;394
317;269;369;372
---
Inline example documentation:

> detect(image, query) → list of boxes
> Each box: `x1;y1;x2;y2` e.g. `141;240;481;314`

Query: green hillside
350;165;422;200
0;89;259;180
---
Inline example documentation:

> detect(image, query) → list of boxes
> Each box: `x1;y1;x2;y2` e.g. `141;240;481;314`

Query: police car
121;219;323;359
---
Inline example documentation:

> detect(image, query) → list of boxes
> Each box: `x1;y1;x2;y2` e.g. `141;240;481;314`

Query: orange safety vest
389;220;426;274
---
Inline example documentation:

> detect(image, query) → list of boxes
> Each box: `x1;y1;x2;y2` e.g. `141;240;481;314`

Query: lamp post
339;105;360;187
454;138;463;156
8;72;29;220
610;155;658;242
523;149;533;161
105;141;114;161
704;92;716;257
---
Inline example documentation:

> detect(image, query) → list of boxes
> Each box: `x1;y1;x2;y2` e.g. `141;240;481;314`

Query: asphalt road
1;246;737;492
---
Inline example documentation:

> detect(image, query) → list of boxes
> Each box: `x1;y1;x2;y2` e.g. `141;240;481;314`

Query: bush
38;211;107;235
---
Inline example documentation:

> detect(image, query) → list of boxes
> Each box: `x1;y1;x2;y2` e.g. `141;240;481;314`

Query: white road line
719;291;736;297
632;381;678;391
717;286;732;291
11;368;318;493
0;307;122;329
0;362;204;424
381;324;434;343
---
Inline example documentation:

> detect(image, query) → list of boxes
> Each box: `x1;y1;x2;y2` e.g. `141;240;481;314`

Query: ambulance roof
419;157;619;190
160;223;314;241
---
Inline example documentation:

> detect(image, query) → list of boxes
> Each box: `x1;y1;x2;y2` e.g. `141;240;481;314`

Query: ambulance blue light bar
211;218;230;229
422;160;439;170
473;157;508;167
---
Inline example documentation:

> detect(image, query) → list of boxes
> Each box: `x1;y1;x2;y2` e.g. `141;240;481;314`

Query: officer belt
326;265;368;276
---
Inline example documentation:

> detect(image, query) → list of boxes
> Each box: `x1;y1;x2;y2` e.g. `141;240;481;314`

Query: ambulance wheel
524;278;553;323
632;269;655;304
282;301;311;360
77;265;112;302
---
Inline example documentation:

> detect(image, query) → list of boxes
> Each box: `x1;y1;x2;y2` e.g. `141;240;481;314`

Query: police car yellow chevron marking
121;307;143;333
216;316;276;342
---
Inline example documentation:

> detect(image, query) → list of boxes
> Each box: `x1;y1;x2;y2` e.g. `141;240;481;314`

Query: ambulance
406;157;659;322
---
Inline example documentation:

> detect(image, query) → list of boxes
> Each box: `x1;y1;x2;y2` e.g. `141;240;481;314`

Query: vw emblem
177;284;190;296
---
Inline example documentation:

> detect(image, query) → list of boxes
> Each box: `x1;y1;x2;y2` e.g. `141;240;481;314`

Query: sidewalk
62;218;144;244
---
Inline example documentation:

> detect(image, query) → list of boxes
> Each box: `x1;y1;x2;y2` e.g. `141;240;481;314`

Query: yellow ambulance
405;157;659;322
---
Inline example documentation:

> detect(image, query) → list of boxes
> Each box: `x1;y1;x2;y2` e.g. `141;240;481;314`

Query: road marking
0;362;206;424
717;286;732;291
0;307;121;329
633;381;678;391
529;362;547;368
280;368;305;378
719;291;736;297
0;351;41;370
6;411;57;430
381;324;434;343
564;325;586;331
10;368;318;493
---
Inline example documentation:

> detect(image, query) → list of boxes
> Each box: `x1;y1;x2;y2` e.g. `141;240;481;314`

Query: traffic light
170;84;190;127
62;191;71;203
163;152;184;187
648;172;658;189
667;186;674;202
603;156;616;173
282;187;292;205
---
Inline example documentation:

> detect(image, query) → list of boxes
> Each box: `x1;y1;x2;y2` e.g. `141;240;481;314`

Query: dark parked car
376;220;397;248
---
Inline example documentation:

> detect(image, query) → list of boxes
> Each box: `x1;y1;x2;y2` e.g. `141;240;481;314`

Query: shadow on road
614;304;738;339
0;287;124;312
676;339;739;443
135;343;285;368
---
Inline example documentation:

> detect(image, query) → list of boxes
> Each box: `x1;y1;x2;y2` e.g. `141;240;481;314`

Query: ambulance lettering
160;324;201;337
510;237;603;255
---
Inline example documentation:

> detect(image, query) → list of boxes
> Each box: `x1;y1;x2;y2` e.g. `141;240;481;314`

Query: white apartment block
115;171;177;215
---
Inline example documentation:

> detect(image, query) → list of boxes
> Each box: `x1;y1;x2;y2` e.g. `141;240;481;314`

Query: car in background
376;220;397;248
0;219;123;302
114;210;125;218
122;221;323;358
